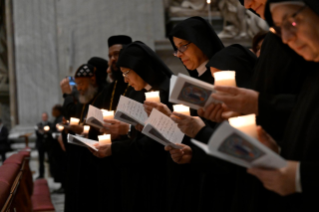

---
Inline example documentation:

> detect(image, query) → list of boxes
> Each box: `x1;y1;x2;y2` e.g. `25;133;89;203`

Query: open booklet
86;105;105;129
114;95;148;126
67;134;98;151
169;74;220;110
142;109;184;149
191;122;287;169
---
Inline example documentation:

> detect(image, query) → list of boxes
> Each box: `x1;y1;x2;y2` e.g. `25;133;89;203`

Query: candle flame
207;0;211;4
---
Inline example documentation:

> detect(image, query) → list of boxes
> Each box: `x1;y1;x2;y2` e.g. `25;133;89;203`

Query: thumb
257;126;269;144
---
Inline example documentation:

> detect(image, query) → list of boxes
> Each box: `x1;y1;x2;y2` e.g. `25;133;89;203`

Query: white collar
196;60;209;77
144;84;152;91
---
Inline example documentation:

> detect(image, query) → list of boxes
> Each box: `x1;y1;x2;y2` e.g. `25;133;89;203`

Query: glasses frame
173;42;192;56
271;5;307;37
122;70;130;78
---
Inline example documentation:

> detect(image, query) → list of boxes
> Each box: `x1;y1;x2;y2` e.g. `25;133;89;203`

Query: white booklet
86;105;105;129
191;122;287;169
142;109;184;149
169;74;220;110
114;95;148;126
67;134;98;151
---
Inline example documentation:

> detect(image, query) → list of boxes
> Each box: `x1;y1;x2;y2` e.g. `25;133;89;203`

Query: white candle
43;126;50;132
213;71;236;87
228;114;257;139
145;91;160;103
101;110;114;120
70;117;80;125
98;134;111;145
83;125;90;134
57;124;64;131
173;104;190;116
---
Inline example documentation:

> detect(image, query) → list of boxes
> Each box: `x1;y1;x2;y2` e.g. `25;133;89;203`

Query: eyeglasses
122;70;130;78
271;5;307;37
173;42;192;56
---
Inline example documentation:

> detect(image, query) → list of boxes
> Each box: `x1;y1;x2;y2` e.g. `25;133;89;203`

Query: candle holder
145;91;160;103
98;134;111;145
213;71;237;87
173;104;190;116
83;125;90;134
70;117;80;126
228;114;257;139
101;110;114;121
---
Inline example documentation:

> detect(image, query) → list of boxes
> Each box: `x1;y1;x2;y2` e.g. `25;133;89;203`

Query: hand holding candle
213;71;236;87
70;117;80;126
43;126;50;132
173;104;190;116
145;91;160;103
98;134;111;145
228;114;257;139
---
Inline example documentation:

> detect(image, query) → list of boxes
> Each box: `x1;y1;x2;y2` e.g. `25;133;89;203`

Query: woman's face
173;37;208;71
120;67;147;91
244;0;267;19
272;5;319;62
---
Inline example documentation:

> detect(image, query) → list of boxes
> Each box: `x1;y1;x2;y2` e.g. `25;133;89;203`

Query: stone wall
13;0;60;125
12;0;166;125
55;0;166;79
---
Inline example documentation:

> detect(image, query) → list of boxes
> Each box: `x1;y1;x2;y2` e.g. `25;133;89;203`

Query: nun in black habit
202;1;319;211
246;1;319;211
91;41;173;212
169;16;224;83
164;16;226;212
167;44;257;212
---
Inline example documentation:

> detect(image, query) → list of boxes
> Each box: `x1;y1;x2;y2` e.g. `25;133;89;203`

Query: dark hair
252;31;268;53
52;104;63;114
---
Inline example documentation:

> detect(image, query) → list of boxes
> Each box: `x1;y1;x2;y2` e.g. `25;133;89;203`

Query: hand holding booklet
114;95;148;126
169;74;221;110
142;109;184;149
191;122;287;169
67;134;98;151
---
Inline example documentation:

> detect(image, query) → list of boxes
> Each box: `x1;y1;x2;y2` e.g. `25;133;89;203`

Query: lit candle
213;71;236;87
83;125;90;134
228;114;257;139
173;104;190;116
145;91;160;103
101;110;114;120
70;117;80;125
98;134;111;145
43;126;50;132
56;124;64;131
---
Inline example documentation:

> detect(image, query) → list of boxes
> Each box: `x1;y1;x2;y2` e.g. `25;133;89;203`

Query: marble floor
1;142;65;212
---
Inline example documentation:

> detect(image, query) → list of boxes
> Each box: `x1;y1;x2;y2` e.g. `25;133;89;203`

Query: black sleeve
300;161;319;194
257;93;296;141
111;134;167;168
183;126;236;174
194;126;215;144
